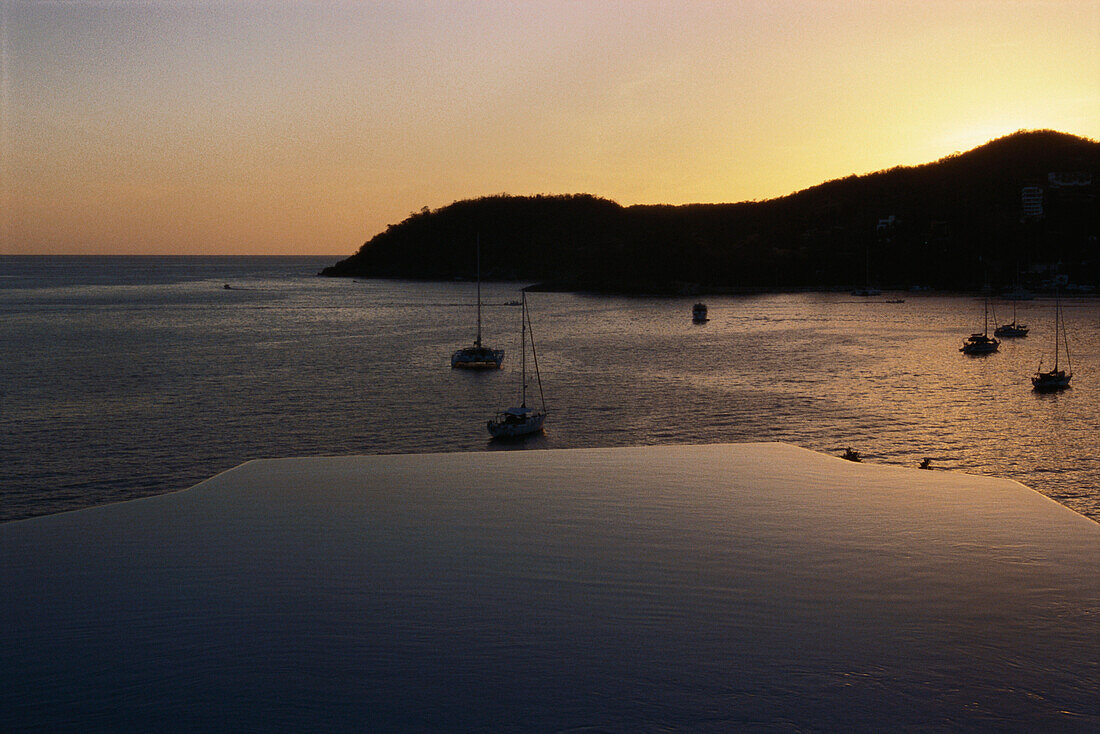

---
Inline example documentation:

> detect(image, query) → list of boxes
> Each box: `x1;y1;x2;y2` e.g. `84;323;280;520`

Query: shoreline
320;271;1097;299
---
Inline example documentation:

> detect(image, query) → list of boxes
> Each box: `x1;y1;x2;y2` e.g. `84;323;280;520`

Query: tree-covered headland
321;130;1099;293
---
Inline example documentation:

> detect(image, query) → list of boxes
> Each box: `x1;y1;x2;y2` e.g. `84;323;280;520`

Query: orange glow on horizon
4;1;1098;255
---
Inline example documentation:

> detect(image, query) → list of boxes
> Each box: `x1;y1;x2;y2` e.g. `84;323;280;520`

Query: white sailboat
451;236;504;369
1032;294;1072;391
487;292;547;438
960;297;1000;355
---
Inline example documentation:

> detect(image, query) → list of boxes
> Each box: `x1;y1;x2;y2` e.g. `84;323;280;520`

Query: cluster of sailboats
454;235;1077;440
961;295;1073;391
451;239;547;438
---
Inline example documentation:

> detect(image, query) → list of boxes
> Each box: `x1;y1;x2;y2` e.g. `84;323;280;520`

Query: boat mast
1061;301;1072;374
525;296;547;413
1053;291;1060;371
865;245;870;290
520;292;527;408
1012;261;1021;324
475;234;482;348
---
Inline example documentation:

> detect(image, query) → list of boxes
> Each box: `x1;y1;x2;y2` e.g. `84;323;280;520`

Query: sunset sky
4;1;1098;256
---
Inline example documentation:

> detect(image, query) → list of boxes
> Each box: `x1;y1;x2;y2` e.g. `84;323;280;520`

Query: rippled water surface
2;256;1098;522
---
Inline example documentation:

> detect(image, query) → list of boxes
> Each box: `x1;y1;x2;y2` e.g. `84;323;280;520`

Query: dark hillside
322;130;1099;293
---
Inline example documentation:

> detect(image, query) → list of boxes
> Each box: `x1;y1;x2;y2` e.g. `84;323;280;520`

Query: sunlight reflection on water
1;257;1098;522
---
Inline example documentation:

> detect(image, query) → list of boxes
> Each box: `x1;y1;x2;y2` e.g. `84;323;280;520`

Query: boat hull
1032;372;1072;391
960;330;999;354
994;325;1029;338
487;412;545;438
451;348;504;369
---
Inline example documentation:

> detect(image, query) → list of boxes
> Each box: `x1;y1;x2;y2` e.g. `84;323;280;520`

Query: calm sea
1;255;1098;523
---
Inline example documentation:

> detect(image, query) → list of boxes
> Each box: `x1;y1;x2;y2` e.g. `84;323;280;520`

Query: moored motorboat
692;303;708;323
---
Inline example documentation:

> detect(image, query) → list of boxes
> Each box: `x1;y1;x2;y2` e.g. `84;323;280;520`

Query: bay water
1;255;1098;523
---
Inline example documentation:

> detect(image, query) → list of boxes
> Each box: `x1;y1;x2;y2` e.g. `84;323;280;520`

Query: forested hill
321;130;1099;293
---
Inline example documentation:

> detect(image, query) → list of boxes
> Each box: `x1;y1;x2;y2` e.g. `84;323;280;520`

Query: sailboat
960;297;1000;354
1032;294;1072;391
487;292;547;438
851;242;881;296
451;236;504;369
998;267;1032;337
994;298;1029;338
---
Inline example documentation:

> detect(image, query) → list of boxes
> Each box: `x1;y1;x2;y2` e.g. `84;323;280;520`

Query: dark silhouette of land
321;130;1099;293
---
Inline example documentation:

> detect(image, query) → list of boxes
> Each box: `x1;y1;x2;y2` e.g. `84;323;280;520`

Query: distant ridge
322;130;1099;293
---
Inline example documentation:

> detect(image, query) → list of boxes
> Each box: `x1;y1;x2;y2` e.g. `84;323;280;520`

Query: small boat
488;292;547;438
993;299;1028;338
487;405;545;439
451;343;504;369
851;242;880;296
994;321;1028;338
452;236;504;369
961;333;999;354
1032;294;1072;391
960;298;999;355
692;303;708;323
